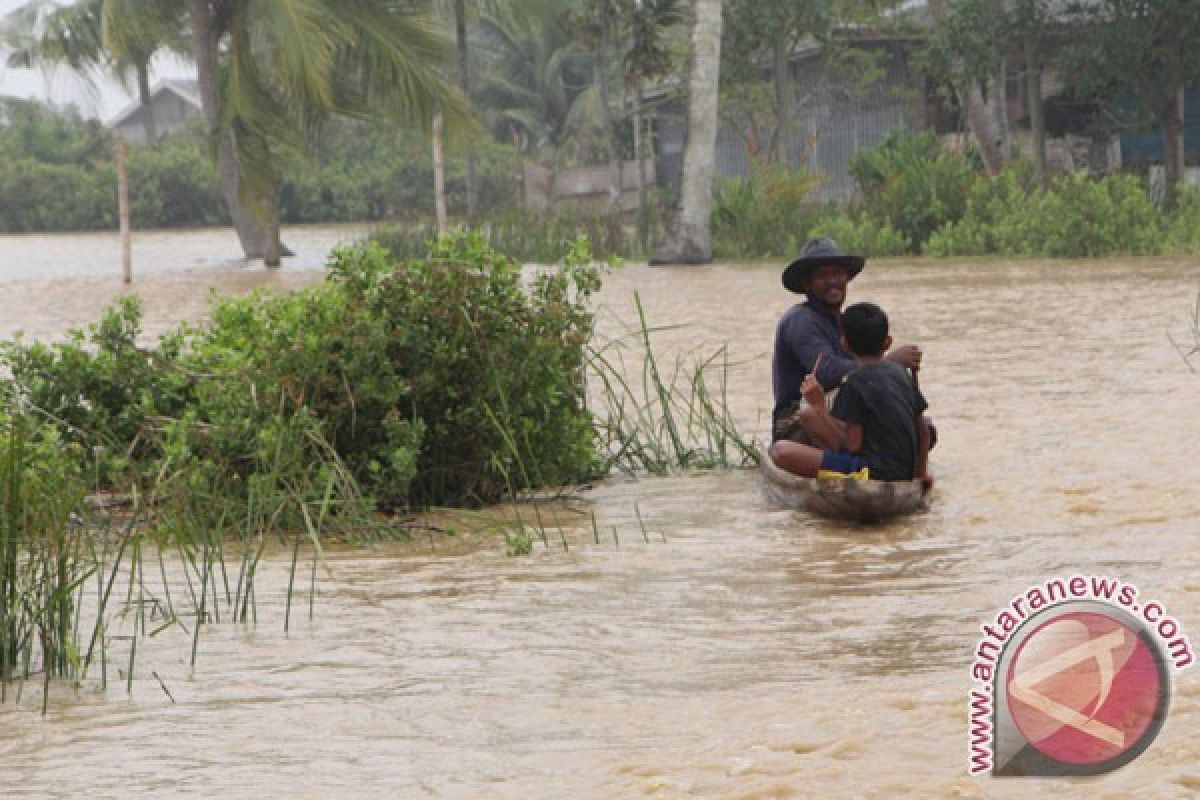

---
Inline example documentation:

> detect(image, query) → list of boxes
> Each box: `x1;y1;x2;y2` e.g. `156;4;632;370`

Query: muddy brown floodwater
2;228;1200;799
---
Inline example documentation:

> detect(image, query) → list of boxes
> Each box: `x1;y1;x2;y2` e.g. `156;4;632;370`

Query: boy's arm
844;422;863;454
915;413;932;490
808;401;849;451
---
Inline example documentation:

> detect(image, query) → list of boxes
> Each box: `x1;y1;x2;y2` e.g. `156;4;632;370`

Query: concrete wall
657;41;924;202
523;159;656;213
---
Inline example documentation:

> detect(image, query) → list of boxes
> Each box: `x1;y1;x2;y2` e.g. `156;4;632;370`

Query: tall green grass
588;292;757;476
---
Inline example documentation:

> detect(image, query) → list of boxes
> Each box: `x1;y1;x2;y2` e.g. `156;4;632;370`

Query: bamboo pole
115;137;132;284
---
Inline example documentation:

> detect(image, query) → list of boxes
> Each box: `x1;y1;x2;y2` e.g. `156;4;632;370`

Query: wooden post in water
432;111;448;234
115;137;132;284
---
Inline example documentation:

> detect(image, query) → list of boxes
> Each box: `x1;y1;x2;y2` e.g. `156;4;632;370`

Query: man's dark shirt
831;361;928;481
771;296;857;429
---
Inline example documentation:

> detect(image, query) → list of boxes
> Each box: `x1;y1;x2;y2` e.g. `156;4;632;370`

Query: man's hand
920;474;935;493
886;344;922;371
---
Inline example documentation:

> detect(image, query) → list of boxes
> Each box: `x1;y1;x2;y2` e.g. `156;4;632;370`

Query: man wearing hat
771;237;923;442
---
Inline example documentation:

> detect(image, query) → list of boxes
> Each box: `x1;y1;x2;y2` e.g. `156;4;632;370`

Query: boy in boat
768;301;933;489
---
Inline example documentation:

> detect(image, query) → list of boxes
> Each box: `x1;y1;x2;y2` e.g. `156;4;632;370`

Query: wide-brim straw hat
782;237;866;294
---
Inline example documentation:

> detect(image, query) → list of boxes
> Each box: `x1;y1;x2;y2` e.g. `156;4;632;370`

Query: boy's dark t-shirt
831;361;928;481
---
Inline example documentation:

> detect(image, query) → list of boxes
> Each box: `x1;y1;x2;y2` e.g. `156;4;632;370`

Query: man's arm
885;344;922;371
784;313;856;390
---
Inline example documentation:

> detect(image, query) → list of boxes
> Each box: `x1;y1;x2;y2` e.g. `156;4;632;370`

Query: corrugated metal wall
658;42;922;202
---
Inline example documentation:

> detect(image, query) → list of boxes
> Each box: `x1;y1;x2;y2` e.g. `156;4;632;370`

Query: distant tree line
0;97;521;233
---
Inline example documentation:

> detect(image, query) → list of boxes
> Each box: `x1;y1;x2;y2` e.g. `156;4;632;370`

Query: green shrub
128;139;229;227
346;233;602;506
0;159;116;232
1165;185;1200;255
1;297;192;486
372;202;654;263
849;130;978;251
0;103;527;231
712;157;824;258
807;212;912;257
4;234;602;513
926;169;1162;257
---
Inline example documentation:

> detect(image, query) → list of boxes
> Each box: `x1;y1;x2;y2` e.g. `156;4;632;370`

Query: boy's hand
801;352;825;407
801;372;825;407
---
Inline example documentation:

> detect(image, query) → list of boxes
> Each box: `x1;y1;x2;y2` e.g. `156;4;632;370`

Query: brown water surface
2;229;1200;798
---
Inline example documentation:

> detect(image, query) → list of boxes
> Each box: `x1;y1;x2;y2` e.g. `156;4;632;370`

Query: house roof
107;79;201;128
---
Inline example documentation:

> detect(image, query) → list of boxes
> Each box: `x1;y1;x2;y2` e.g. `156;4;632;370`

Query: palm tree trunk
135;62;158;145
454;0;477;221
650;0;723;265
189;0;271;260
433;111;449;233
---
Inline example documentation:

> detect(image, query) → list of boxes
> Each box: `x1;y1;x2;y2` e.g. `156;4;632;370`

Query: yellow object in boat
817;466;870;481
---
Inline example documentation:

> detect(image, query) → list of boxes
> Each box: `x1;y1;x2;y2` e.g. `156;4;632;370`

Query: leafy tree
720;0;832;165
923;0;1013;175
429;0;554;220
1058;0;1200;207
720;0;899;167
569;0;683;212
474;6;590;162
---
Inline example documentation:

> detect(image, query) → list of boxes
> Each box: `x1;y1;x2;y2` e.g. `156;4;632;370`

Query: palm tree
568;0;682;213
2;0;182;144
430;0;555;220
651;0;723;265
187;0;469;265
101;0;189;144
474;8;591;162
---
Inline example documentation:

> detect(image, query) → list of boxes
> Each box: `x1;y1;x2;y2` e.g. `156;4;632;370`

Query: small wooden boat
759;448;928;523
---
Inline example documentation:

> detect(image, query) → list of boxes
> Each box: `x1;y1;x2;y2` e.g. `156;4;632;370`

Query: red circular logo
1005;611;1166;766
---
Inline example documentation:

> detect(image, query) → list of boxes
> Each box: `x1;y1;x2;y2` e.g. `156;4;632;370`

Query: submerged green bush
361;233;602;505
373;199;664;264
2;233;602;515
1164;186;1200;255
807;212;911;257
711;158;824;259
2;297;192;486
849;130;978;252
925;169;1161;257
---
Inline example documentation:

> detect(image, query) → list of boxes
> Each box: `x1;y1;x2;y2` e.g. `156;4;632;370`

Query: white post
115;137;132;284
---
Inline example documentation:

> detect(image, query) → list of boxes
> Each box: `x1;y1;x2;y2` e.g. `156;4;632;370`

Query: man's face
804;263;850;308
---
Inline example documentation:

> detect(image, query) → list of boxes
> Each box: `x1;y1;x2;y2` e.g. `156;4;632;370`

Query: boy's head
841;302;892;357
